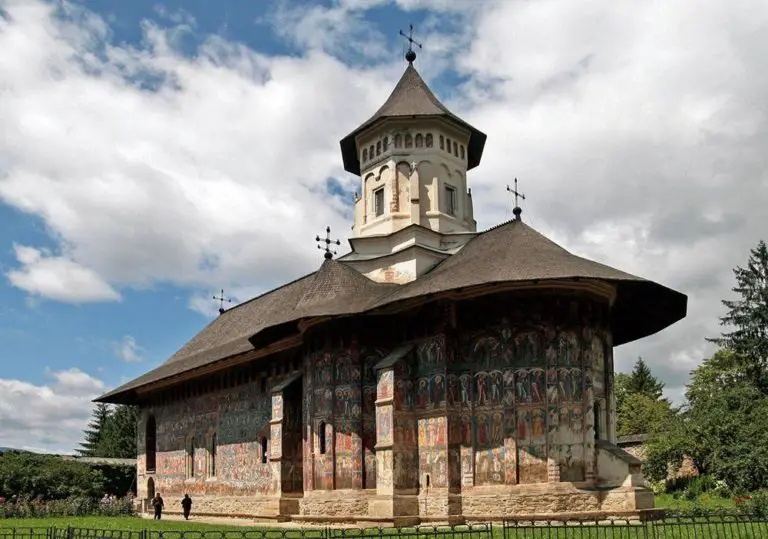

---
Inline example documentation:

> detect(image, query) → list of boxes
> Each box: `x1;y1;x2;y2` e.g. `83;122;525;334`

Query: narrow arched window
186;436;194;478
369;145;374;160
594;403;601;440
261;437;268;464
415;134;424;148
394;134;402;148
446;138;452;153
383;137;389;152
460;144;465;160
319;421;327;454
453;141;458;156
439;135;444;150
425;134;433;148
405;134;413;148
145;415;156;472
362;148;368;162
210;433;217;477
376;140;382;156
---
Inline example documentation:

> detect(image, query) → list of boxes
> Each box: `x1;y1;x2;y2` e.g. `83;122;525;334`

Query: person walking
151;492;164;520
181;494;192;520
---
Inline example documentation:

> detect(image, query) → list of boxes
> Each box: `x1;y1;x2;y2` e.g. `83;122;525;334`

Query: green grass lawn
0;516;256;531
655;492;737;512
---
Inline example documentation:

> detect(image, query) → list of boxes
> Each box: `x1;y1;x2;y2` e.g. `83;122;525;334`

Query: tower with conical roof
338;50;487;284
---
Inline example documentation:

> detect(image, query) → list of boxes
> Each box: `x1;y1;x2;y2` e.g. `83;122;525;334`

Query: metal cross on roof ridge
212;288;232;315
506;178;526;220
399;24;422;63
316;226;341;260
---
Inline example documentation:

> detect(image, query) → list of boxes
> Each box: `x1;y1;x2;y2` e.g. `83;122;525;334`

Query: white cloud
0;368;105;453
113;335;144;363
6;245;121;303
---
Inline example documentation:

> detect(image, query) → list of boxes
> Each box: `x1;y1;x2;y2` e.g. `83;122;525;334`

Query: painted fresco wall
305;346;386;491
456;294;612;486
136;374;282;498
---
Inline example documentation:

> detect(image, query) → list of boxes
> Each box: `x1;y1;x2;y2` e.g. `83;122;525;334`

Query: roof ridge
217;269;318;316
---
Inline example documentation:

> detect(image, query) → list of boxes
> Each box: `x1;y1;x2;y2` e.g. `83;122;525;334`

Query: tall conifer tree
78;403;111;456
708;239;768;393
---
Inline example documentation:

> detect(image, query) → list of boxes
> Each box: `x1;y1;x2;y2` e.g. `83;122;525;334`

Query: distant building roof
60;456;135;466
616;434;652;445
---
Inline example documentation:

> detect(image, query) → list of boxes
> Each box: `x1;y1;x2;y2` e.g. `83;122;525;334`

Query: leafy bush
0;452;104;500
735;491;768;518
0;495;134;518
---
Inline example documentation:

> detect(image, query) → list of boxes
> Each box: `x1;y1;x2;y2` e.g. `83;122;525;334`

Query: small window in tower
425;134;433;148
439;135;444;150
374;187;385;217
446;138;452;153
415;134;424;148
445;185;457;216
376;141;382;156
383;137;389;152
319;422;327;454
460;144;465;160
405;134;413;148
394;134;402;148
362;148;368;162
261;437;268;464
453;141;458;156
369;145;375;159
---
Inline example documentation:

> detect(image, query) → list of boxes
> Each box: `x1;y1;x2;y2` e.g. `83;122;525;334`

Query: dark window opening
210;433;217;477
445;185;457;216
261;437;268;464
425;134;433;148
319;422;327;454
374;187;385;217
594;402;601;440
145;415;157;472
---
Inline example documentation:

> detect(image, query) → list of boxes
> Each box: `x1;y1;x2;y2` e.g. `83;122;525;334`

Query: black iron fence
2;517;768;539
502;514;768;538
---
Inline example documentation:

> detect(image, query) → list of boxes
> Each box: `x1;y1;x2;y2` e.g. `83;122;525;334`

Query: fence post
67;526;72;539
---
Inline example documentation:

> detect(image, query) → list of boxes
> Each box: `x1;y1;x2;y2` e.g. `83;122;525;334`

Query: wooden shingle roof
97;219;686;404
339;64;487;175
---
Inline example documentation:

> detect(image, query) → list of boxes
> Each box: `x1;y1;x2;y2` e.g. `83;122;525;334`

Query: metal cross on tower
213;289;232;315
316;226;341;260
506;178;526;220
399;24;422;63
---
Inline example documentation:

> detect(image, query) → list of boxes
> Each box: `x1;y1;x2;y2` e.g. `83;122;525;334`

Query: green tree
616;358;672;436
685;349;748;408
96;405;139;459
625;357;665;400
78;403;111;457
616;393;675;437
708;239;768;393
0;452;104;500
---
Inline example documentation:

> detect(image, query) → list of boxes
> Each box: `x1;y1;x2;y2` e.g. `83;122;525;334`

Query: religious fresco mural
456;295;611;486
140;371;281;497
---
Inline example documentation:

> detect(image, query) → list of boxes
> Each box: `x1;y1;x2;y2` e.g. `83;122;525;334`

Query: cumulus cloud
6;245;121;303
1;0;767;406
113;335;144;363
0;368;105;453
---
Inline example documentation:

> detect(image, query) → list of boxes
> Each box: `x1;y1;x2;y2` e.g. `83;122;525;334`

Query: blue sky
1;0;766;453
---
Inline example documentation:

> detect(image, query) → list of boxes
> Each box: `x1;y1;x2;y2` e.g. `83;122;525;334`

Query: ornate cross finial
399;24;422;64
212;289;232;315
316;226;341;260
410;160;418;173
506;178;526;220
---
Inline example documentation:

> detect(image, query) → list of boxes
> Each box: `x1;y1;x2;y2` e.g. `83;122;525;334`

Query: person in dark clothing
151;493;164;520
181;494;192;520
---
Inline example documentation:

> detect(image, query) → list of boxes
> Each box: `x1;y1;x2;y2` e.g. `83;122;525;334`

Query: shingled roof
97;220;686;404
370;218;687;346
340;64;487;175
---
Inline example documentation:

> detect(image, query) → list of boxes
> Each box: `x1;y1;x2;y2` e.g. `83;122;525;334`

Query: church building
98;47;687;524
